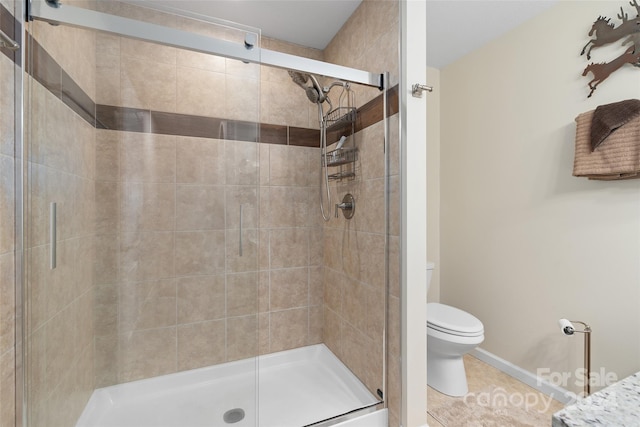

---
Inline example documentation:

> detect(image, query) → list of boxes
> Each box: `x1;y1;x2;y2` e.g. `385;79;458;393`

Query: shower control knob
334;194;355;219
335;203;349;218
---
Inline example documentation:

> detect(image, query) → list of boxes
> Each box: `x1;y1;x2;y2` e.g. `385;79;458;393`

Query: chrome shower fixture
287;70;326;104
288;70;309;90
287;70;355;222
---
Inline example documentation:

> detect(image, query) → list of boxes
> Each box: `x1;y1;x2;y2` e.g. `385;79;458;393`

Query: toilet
426;262;484;397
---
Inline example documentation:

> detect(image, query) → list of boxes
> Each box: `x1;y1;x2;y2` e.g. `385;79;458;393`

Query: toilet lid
427;303;484;336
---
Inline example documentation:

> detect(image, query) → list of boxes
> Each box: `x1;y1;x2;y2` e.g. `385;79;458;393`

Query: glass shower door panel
24;12;100;426
0;1;20;425
24;2;261;426
93;7;262;426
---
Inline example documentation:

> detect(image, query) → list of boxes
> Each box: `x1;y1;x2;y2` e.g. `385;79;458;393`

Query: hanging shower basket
323;147;358;167
322;85;358;181
325;106;357;132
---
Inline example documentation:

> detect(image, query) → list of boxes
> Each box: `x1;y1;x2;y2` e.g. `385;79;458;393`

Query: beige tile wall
19;2;398;426
323;0;401;425
95;0;323;130
0;1;16;423
259;144;324;354
94;128;324;385
25;15;97;427
29;4;97;102
321;117;396;399
93;1;399;420
324;0;399;108
92;1;329;387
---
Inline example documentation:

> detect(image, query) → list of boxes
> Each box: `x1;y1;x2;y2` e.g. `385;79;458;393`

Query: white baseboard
470;347;574;405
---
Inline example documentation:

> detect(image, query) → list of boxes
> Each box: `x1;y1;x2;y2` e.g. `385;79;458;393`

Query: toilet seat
427;303;484;337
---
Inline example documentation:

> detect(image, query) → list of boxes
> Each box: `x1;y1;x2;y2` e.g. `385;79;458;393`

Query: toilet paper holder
558;318;592;396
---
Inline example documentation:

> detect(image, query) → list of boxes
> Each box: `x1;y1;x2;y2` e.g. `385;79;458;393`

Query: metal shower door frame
24;0;393;424
27;0;384;90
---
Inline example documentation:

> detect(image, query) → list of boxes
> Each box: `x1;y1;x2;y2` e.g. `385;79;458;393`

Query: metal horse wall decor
581;0;640;97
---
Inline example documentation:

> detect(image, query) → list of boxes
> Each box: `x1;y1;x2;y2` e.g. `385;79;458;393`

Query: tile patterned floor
427;354;566;426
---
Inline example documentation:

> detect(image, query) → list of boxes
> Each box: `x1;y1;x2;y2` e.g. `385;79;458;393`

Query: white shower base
76;344;381;427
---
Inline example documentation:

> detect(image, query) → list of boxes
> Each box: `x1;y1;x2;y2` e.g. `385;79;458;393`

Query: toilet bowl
426;263;484;397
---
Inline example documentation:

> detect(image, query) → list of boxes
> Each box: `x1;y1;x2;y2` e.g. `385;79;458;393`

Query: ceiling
135;0;558;69
138;0;362;50
425;1;557;68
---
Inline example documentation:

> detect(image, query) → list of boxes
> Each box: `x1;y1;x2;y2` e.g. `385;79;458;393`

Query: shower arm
323;96;333;114
324;80;348;94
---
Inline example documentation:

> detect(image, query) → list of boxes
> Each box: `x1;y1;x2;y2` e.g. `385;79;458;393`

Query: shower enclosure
20;0;401;426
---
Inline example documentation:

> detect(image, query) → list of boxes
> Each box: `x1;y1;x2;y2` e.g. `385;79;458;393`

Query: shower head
288;70;309;88
288;70;326;104
305;86;322;104
307;74;326;103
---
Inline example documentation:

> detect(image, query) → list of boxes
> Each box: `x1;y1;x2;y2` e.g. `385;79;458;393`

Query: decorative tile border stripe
26;34;96;127
27;32;397;147
0;2;21;64
95;104;148;132
326;86;399;144
289;126;322;147
96;106;301;145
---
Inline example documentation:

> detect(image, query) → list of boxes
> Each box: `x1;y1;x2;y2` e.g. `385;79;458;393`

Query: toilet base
427;352;469;397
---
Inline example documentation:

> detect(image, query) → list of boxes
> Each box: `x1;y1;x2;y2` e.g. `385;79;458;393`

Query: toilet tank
426;262;435;292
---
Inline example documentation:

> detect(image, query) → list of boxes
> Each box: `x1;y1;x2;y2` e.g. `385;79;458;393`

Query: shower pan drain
223;408;245;424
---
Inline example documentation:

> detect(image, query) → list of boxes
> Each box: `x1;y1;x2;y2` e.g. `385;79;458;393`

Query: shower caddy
323;85;358;181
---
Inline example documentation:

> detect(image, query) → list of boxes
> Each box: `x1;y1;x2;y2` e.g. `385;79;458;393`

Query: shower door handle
0;29;19;51
50;202;57;269
239;204;243;257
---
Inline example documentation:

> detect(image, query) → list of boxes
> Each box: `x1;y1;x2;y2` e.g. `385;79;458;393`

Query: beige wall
93;6;326;387
321;117;393;397
92;0;400;402
427;67;441;303
440;1;640;394
0;1;16;425
324;0;398;105
94;130;325;386
258;143;324;355
323;0;400;424
95;0;323;130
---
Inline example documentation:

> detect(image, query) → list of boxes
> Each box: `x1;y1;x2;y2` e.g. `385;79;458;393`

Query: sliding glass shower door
24;2;261;425
22;1;395;426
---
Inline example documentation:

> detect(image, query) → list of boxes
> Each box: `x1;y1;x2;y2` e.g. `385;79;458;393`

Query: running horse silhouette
581;0;640;59
583;46;640;97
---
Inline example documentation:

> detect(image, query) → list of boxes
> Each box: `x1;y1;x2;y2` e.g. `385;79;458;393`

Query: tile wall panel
95;129;325;385
18;4;399;426
91;110;330;385
323;1;400;422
